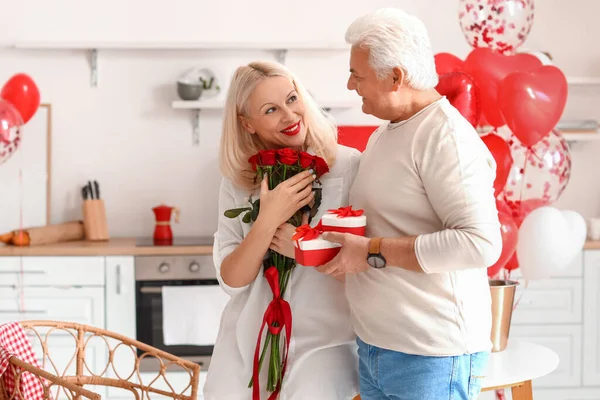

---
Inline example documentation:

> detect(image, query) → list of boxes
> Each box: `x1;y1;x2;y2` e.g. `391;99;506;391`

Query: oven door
135;279;218;371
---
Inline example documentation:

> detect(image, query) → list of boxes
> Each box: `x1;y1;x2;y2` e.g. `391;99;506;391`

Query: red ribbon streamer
252;267;293;400
326;206;364;218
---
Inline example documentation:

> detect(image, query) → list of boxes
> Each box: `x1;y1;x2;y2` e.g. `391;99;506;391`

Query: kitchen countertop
0;238;213;256
1;238;600;256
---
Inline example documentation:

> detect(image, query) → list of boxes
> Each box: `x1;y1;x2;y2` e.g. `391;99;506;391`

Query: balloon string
18;135;25;312
517;145;530;219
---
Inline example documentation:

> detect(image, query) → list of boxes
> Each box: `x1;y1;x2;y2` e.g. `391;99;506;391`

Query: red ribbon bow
252;267;293;400
327;206;364;218
291;221;323;243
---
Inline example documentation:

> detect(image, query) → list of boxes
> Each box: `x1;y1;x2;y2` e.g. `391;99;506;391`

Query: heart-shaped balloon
480;132;513;197
499;66;568;147
464;48;542;127
0;99;23;165
516;207;586;280
434;53;465;76
487;199;519;277
436;72;481;127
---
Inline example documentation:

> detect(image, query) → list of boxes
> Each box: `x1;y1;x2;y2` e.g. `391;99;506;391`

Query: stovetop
135;236;214;247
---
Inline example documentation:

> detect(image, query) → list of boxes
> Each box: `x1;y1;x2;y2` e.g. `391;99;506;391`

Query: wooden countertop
0;238;213;256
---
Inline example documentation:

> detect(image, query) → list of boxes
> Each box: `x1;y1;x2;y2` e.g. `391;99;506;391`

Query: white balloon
516;207;586;280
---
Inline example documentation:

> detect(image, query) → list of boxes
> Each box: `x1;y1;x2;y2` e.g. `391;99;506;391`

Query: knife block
82;200;109;241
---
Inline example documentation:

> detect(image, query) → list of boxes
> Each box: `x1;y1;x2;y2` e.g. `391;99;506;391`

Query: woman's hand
270;213;309;259
257;170;316;230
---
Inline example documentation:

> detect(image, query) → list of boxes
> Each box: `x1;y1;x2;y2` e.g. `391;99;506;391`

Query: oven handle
139;287;163;294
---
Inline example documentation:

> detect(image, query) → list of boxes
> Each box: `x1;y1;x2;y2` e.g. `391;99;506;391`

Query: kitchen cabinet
583;250;600;386
104;256;139;399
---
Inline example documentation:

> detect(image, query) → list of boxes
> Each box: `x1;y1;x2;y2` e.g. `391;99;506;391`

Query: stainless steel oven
135;253;218;371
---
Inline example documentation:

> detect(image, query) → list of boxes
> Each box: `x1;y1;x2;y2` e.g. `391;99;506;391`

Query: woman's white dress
203;145;361;400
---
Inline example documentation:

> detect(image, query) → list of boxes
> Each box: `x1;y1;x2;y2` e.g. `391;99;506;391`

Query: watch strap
368;237;383;255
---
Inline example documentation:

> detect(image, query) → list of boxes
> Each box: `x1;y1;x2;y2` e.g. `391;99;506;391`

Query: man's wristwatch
367;237;387;269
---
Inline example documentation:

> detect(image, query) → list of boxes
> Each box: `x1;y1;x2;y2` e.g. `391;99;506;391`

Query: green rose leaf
224;207;251;218
242;211;252;224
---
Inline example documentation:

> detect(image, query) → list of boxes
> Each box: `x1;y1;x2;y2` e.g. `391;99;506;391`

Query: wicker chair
0;355;100;400
1;321;200;400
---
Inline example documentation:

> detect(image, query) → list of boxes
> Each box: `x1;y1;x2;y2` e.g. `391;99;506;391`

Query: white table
481;340;559;399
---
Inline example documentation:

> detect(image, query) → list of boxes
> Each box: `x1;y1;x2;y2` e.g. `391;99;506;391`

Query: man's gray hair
345;8;439;90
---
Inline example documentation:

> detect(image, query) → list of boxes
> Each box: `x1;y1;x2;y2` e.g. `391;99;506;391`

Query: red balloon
0;99;23;165
504;252;519;271
464;48;542;128
499;66;568;147
487;200;519;277
481;133;513;197
1;73;40;124
434;53;465;75
436;72;481;127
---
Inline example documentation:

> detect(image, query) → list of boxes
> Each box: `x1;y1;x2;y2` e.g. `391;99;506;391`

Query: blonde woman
203;61;361;399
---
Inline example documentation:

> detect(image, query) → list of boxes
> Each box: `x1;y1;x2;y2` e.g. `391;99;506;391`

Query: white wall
0;0;598;237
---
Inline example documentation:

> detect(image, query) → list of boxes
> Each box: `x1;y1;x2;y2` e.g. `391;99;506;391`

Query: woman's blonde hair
219;61;338;190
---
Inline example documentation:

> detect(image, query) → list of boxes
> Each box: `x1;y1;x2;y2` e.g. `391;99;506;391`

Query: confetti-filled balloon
502;129;571;221
458;0;535;55
0;99;23;166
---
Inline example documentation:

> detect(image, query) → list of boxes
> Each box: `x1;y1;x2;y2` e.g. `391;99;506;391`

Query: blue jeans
357;337;489;400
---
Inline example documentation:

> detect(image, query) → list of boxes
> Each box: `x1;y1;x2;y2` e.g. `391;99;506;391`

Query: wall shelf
12;41;350;50
172;98;360;146
566;77;600;85
10;41;350;88
562;132;600;141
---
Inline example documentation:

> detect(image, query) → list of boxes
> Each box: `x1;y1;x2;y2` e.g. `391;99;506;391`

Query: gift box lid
321;213;367;228
293;235;341;251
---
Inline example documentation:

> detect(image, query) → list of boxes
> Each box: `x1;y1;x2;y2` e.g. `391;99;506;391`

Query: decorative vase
490;279;519;352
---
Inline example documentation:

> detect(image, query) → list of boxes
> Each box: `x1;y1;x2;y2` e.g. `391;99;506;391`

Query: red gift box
321;206;367;236
293;224;341;267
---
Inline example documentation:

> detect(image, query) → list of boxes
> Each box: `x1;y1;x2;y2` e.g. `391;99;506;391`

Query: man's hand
316;232;370;276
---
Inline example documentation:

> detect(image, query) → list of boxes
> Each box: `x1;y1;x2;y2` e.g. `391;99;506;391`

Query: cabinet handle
116;264;121;295
0;271;46;274
0;310;47;314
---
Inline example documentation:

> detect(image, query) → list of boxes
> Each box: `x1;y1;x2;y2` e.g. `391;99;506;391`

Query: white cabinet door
0;286;104;326
0;286;106;399
104;256;138;399
583;250;600;386
511;278;583;325
0;256;105;286
509;325;582;388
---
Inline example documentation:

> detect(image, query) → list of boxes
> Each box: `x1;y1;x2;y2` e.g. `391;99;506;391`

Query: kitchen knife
87;181;94;199
81;186;88;200
93;180;100;199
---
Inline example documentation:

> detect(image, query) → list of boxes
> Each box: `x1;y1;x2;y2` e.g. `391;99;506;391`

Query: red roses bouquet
224;148;329;398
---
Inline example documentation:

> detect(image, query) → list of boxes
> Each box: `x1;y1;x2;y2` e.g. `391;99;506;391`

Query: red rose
259;149;277;166
248;154;259;171
314;156;329;176
277;148;299;165
298;151;314;169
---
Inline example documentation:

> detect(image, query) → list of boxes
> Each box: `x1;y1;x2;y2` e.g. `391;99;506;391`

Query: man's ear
239;115;256;134
391;67;405;90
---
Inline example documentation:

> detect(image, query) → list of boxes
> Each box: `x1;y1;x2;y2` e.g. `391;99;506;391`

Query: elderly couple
204;7;502;400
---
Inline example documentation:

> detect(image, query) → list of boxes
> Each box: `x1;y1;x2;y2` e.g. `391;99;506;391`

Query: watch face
367;255;386;269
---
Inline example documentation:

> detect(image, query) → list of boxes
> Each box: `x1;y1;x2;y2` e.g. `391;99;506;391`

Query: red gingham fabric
0;321;45;400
